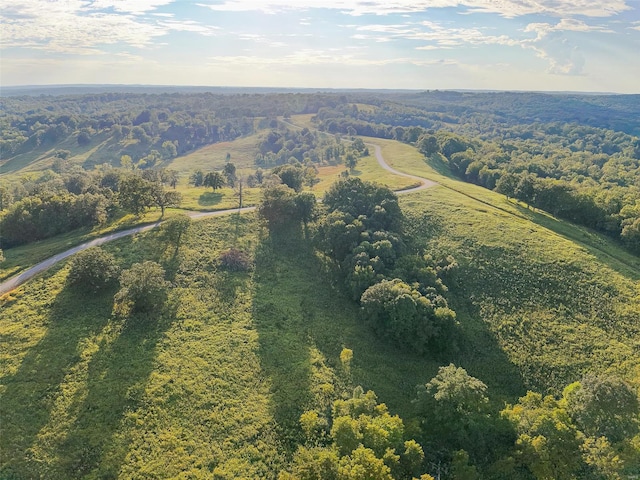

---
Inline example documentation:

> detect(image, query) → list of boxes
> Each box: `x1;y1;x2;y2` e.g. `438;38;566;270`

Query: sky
1;0;640;93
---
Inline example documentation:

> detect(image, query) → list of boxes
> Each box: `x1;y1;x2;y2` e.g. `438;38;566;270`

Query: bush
67;247;120;292
218;248;252;272
114;261;169;315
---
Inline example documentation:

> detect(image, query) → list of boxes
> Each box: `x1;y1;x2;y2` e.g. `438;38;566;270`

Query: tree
344;152;358;172
190;170;204;187
502;391;584;480
77;130;91;146
360;279;454;353
67;247;120;292
223;162;237;187
114;261;170;315
256;184;298;232
417;134;439;156
564;374;639;444
515;174;537;207
495;173;519;200
204;171;225;191
418;364;489;416
118;175;153;215
294;192;317;227
323;178;402;233
273;164;305;192
150;183;182;217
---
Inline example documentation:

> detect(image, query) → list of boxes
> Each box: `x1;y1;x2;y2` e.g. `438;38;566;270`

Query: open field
3;175;639;477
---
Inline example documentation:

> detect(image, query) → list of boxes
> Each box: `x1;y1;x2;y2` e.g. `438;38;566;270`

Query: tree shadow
54;302;177;479
252;233;315;451
0;281;177;479
198;192;223;206
0;284;115;478
250;223;527;430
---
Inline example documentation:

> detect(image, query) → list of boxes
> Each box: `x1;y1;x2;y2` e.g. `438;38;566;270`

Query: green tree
286;446;339;480
257;184;298;232
323;178;402;234
417;134;439;156
294;192;317;228
273;164;305;192
564;375;639;444
223;162;237;187
118;175;153;215
337;445;393;480
190;170;204;187
204;171;225;191
345;152;358;172
67;247;120;292
495;173;519;200
114;261;170;315
502;391;584;480
515;174;537;207
360;279;454;353
150;183;181;217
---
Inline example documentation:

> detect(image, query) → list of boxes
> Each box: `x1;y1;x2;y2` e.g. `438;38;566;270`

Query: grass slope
2;137;639;478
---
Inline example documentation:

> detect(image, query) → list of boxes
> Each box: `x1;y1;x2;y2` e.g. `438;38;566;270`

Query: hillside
2;134;639;478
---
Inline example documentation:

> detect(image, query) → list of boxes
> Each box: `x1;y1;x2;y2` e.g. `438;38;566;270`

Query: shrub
114;261;169;315
218;248;252;272
67;247;120;292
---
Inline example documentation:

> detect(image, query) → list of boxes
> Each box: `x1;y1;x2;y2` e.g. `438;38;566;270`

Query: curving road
368;143;437;194
0;142;436;295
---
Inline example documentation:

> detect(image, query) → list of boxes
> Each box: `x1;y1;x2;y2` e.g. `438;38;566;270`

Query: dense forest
1;89;639;479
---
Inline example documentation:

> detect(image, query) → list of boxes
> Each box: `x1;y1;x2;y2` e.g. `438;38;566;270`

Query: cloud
207;50;458;68
87;0;176;15
0;0;215;54
197;0;631;18
521;20;604;75
352;21;520;49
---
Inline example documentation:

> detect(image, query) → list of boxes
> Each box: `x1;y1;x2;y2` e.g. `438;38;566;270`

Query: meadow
2;134;639;477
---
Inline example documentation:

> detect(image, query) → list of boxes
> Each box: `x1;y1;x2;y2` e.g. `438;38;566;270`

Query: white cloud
521;20;607;75
87;0;175;15
0;0;215;53
198;0;631;18
207;50;458;68
352;21;520;48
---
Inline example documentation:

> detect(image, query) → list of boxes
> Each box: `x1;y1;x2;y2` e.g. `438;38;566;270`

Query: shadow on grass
509;201;640;281
0;283;176;479
56;303;177;479
198;191;223;206
0;285;114;478
252;231;314;452
252;225;528;449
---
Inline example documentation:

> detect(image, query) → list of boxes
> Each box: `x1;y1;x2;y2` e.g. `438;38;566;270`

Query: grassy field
165;133;263;178
0;214;445;479
2;134;639;478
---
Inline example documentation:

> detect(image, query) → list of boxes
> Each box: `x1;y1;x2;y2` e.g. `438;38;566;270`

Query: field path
0;139;435;295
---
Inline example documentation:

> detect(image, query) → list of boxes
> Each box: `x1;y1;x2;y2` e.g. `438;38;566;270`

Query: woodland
0;89;639;479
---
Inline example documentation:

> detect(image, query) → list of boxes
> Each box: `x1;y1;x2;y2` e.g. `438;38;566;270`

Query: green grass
2;135;639;478
0;215;443;478
400;186;640;393
165;133;263;177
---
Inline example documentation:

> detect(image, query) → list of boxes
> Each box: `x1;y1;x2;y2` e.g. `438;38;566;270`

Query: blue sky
1;0;639;92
